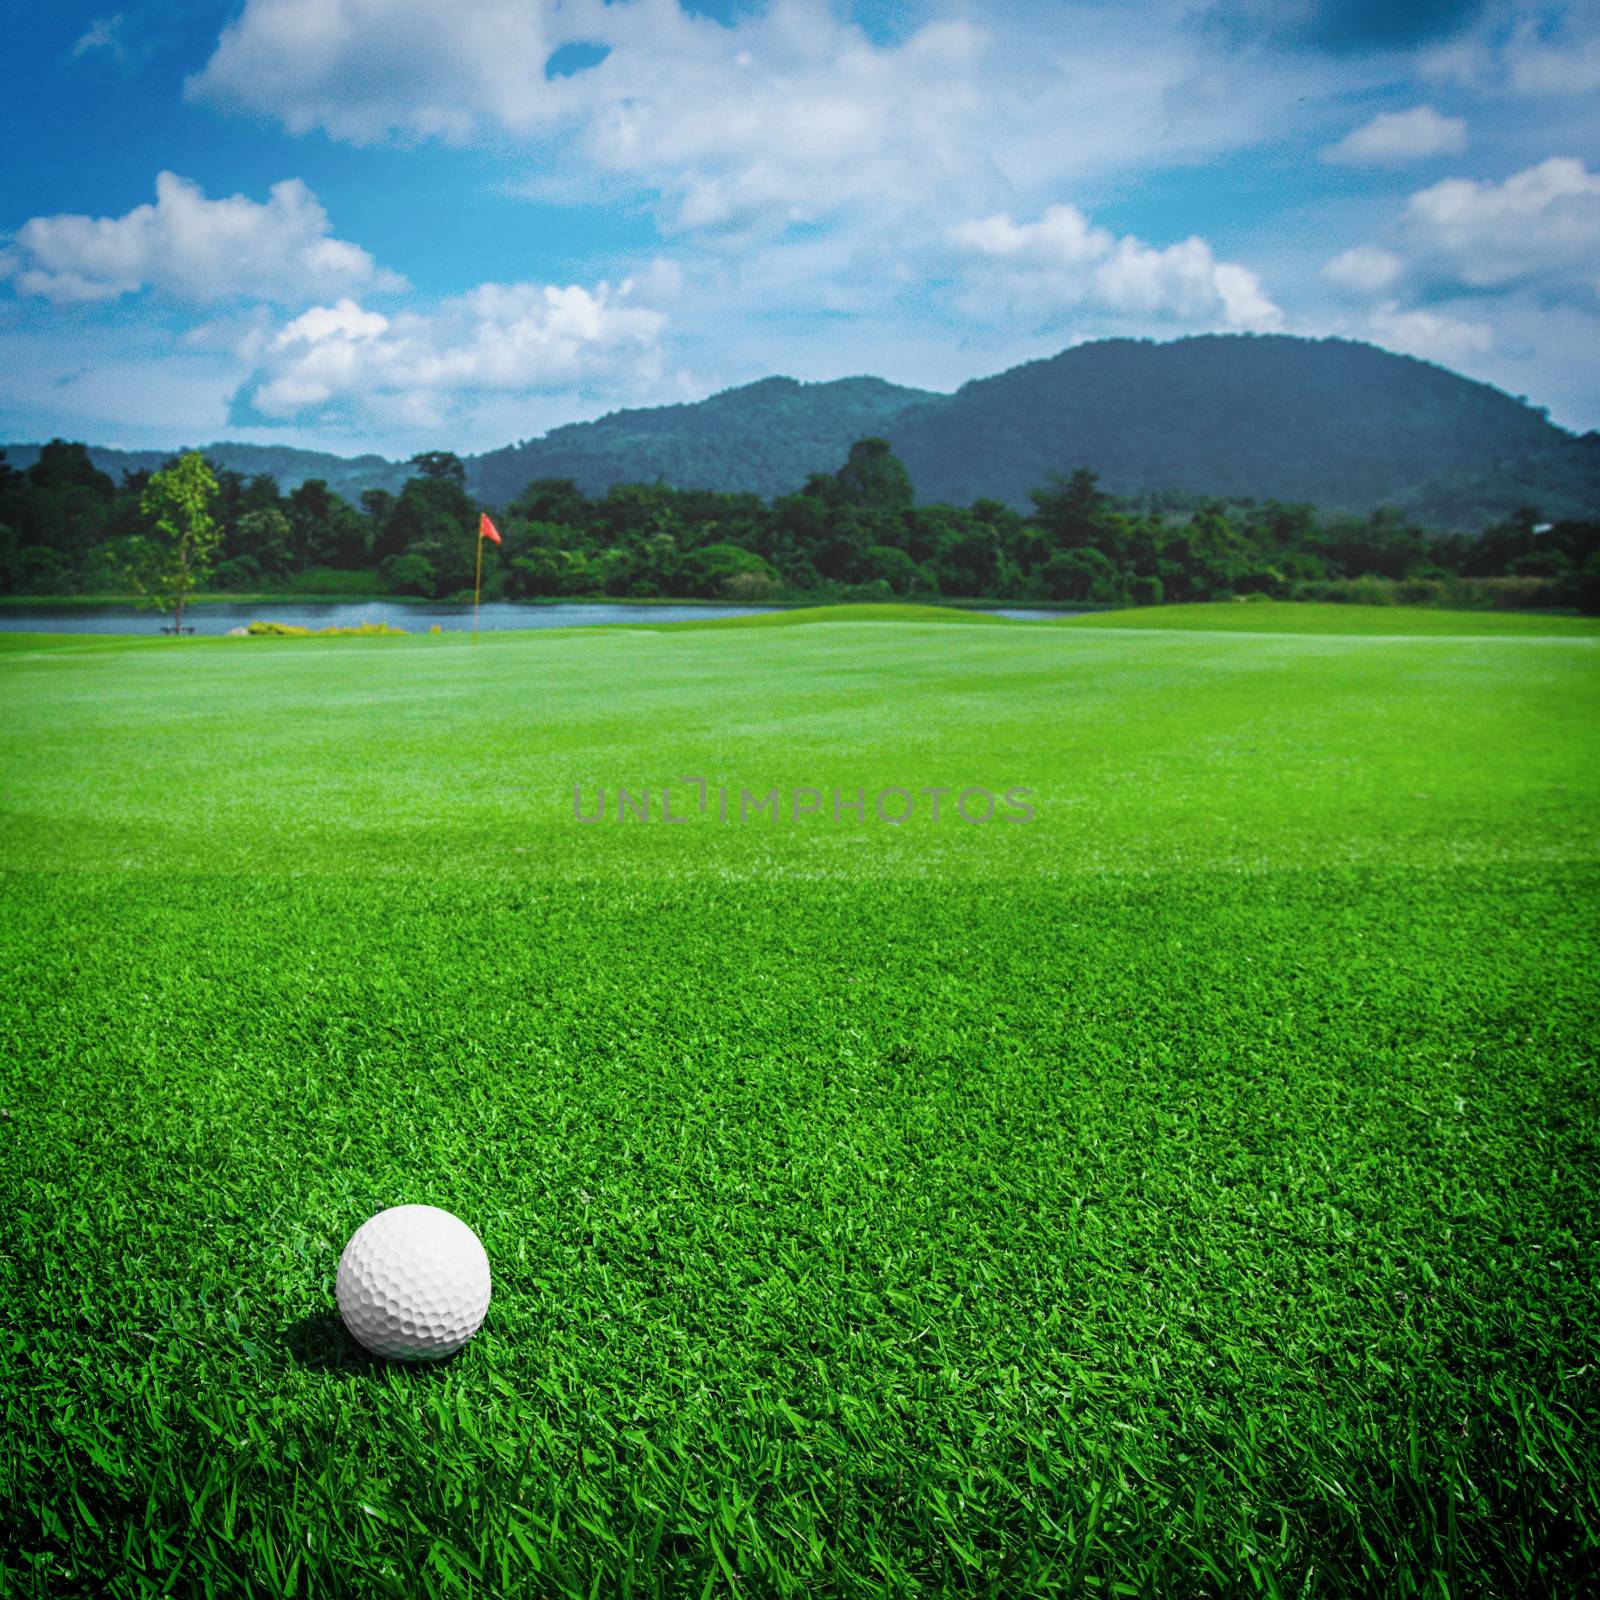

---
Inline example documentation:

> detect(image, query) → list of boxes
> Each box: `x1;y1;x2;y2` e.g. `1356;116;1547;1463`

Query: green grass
663;602;1014;632
1;615;1597;1597
1060;600;1600;636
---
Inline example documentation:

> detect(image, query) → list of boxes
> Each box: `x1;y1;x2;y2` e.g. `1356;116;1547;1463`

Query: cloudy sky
2;0;1597;457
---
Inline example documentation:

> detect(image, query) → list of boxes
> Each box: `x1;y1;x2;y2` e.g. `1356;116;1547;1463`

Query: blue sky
2;0;1597;457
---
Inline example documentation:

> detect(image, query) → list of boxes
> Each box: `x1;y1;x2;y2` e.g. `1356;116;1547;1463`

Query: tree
1316;507;1429;580
377;473;476;588
28;439;115;499
508;478;591;533
627;531;682;596
380;552;437;596
939;526;1003;596
1040;546;1122;603
360;488;395;530
858;544;920;595
287;478;368;567
506;549;568;598
124;453;220;633
834;437;914;515
681;541;776;598
1129;573;1164;607
1030;468;1113;553
20;440;117;564
1160;505;1249;600
409;451;466;486
236;508;294;575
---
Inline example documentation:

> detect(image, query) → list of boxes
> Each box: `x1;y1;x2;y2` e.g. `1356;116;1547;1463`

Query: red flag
479;513;502;546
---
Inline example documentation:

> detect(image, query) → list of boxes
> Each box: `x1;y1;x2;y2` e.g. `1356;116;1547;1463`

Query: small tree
409;451;467;486
834;438;914;515
125;453;220;633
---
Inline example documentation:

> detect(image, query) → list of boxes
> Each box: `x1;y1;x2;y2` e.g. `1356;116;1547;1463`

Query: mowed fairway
2;608;1597;1598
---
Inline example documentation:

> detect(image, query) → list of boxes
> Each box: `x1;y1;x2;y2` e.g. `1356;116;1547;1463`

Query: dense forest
4;435;1597;613
7;336;1599;534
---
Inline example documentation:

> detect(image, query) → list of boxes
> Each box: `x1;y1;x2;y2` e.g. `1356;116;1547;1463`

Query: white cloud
1404;156;1600;293
72;14;127;60
1324;245;1404;295
186;0;959;150
189;0;1003;231
1322;105;1466;166
950;204;1282;331
1311;151;1600;405
188;0;1332;244
1320;156;1600;336
1424;11;1600;98
240;278;668;428
187;0;582;143
1367;302;1493;365
0;172;403;305
1506;33;1600;96
563;7;997;236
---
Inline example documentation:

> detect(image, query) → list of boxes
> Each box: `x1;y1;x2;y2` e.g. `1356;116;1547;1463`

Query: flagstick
473;526;484;646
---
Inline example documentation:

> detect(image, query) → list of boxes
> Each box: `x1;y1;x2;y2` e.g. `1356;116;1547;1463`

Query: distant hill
889;336;1600;528
0;441;413;501
6;336;1597;530
467;375;934;506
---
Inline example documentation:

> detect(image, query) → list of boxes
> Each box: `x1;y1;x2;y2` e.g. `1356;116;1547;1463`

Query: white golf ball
336;1204;491;1361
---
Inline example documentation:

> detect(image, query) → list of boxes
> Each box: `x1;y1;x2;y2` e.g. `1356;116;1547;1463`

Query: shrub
1397;577;1445;605
245;620;406;637
858;545;919;595
1347;577;1399;605
721;570;780;601
1232;566;1288;598
1289;579;1335;602
213;556;262;590
1128;573;1164;607
506;551;566;599
379;552;437;597
1463;576;1561;610
1290;577;1401;606
1510;549;1570;578
287;566;385;596
1041;547;1122;603
1552;558;1600;615
681;542;776;599
12;545;72;595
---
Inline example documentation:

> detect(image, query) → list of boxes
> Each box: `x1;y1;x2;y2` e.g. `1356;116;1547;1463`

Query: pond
0;601;1076;635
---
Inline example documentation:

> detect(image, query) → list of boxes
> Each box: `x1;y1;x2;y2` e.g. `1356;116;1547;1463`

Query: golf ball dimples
337;1205;491;1360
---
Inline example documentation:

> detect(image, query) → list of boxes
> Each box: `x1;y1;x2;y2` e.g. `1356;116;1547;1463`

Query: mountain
467;375;934;506
0;441;414;501
6;336;1597;530
0;374;930;510
889;335;1600;527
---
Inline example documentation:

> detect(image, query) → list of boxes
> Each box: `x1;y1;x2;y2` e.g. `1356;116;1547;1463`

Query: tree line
3;436;1597;613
